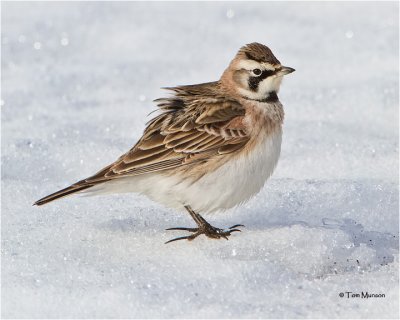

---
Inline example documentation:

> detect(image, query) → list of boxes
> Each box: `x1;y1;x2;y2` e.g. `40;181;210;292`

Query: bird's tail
33;183;93;206
34;162;116;206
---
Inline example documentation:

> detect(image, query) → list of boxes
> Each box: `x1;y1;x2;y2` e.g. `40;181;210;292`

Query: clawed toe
227;228;242;233
229;224;245;229
165;235;195;244
165;227;198;232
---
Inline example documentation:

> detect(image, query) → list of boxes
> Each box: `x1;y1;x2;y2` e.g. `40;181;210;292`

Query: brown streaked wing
112;149;179;174
123;145;167;163
138;133;166;150
195;101;244;124
109;158;184;177
180;136;225;153
165;131;206;149
79;87;250;184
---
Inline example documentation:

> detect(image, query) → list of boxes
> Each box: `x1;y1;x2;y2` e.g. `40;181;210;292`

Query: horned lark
34;43;295;243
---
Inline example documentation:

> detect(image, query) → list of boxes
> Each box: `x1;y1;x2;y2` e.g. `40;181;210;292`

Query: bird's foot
165;223;244;244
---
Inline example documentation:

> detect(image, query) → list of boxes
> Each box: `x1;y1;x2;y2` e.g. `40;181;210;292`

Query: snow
1;2;399;318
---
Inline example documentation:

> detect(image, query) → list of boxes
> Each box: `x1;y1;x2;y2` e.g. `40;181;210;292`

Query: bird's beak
277;66;295;76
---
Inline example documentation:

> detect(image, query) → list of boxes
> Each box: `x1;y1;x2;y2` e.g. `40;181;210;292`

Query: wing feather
80;83;250;184
123;145;166;163
111;158;184;176
165;131;206;148
113;149;176;173
138;133;166;150
196;102;244;124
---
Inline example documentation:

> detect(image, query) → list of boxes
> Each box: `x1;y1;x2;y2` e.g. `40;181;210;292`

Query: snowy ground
1;2;399;318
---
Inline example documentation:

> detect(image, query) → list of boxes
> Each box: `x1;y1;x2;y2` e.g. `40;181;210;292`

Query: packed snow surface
2;2;399;318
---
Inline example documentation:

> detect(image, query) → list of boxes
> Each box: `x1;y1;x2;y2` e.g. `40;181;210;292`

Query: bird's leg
165;205;244;244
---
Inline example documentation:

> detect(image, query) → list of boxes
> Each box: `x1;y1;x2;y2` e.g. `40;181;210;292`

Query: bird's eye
252;68;262;76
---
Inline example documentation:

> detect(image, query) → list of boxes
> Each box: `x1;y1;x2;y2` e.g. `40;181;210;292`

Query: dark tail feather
33;184;93;206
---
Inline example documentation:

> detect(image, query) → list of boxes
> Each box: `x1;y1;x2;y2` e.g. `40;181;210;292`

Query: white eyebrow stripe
237;60;278;71
237;60;261;70
261;62;277;70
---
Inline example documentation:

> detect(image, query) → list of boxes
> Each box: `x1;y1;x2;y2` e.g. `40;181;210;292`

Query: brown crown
237;42;281;65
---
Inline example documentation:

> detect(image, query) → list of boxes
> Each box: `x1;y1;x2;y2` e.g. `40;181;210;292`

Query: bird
34;42;295;244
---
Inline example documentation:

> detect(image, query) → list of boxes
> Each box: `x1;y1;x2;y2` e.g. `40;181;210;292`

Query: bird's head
221;42;295;101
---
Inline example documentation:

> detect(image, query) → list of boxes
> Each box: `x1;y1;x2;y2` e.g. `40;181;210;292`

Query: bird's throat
243;91;278;103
